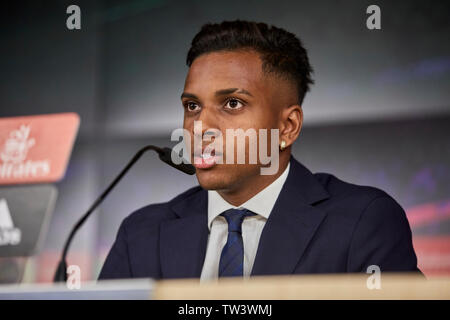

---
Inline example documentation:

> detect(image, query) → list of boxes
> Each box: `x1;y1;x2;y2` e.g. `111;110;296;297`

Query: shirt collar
207;162;290;230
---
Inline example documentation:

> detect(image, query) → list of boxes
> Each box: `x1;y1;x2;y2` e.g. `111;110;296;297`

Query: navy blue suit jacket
98;156;420;280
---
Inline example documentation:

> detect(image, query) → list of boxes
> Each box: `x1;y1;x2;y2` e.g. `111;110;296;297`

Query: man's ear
279;104;303;148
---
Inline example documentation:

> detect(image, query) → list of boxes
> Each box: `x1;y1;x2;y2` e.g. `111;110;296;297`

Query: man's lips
192;149;222;169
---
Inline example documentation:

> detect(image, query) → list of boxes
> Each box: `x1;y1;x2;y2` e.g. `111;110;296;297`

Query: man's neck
217;157;290;206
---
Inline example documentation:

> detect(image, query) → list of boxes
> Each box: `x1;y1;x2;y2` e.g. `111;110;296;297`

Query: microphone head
159;147;196;175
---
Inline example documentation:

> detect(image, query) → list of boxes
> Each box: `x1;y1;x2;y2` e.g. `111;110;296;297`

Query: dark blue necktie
218;208;255;277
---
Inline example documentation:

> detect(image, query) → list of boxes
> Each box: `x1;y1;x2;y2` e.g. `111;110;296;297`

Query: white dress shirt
200;162;290;281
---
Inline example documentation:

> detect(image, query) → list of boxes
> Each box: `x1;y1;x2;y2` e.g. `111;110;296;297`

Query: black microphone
158;147;196;175
53;145;195;282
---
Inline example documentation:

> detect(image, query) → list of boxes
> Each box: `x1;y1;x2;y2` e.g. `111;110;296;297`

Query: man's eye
224;98;244;110
185;102;200;112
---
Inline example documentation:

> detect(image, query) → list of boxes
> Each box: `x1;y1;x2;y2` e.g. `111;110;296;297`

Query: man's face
181;49;292;192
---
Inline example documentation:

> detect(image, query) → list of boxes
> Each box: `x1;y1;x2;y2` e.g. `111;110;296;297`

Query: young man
99;20;420;280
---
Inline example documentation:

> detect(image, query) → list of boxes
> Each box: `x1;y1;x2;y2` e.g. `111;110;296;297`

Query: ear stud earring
280;140;286;151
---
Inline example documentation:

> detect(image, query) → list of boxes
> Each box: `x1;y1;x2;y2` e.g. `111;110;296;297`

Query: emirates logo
0;125;35;164
0;125;50;180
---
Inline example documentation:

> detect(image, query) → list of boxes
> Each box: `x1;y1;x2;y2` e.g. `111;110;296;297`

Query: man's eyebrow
215;88;253;97
180;88;253;100
180;92;198;100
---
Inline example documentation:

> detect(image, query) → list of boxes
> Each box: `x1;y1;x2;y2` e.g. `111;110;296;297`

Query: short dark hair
186;20;314;105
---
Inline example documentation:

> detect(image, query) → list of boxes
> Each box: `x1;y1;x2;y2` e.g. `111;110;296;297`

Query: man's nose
195;106;221;140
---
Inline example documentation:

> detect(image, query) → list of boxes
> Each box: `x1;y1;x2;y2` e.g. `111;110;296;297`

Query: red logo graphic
0;113;79;184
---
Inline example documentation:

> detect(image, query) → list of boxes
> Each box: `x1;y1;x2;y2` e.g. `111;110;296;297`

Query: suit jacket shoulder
122;185;203;227
98;185;205;280
307;171;419;273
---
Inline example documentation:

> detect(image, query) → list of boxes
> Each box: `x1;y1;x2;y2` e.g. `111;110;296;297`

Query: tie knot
220;208;255;233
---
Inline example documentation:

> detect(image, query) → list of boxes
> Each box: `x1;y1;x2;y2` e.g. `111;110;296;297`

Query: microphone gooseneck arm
53;145;195;282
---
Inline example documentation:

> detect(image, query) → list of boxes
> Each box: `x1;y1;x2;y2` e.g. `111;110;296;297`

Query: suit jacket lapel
159;157;330;278
251;157;330;276
159;188;209;279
